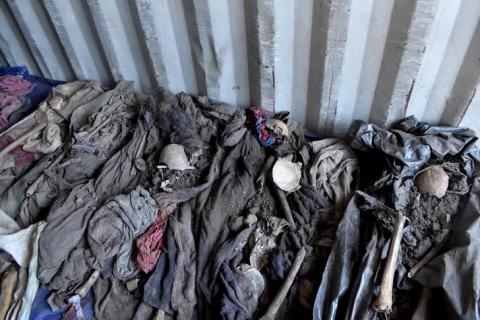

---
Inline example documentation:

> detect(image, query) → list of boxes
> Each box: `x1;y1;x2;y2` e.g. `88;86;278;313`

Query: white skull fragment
158;144;194;171
415;165;449;198
272;157;302;192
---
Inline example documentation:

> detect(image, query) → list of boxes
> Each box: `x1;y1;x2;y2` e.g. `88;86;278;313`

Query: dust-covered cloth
13;81;135;226
0;81;104;201
88;187;158;280
135;204;174;273
314;118;480;320
92;277;140;320
37;181;98;285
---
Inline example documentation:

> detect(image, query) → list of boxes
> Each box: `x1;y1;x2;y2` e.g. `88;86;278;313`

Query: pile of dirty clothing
314;117;480;320
0;73;479;320
0;78;358;320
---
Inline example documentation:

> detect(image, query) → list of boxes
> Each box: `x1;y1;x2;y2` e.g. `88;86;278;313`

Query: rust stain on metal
457;87;477;125
404;79;415;110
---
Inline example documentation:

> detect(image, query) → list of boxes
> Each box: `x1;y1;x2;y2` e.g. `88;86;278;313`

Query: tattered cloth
135;204;176;273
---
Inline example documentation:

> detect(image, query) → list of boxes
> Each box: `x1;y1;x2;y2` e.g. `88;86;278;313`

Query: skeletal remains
415;165;449;198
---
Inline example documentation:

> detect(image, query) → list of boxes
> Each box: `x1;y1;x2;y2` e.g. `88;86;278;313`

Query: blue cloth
0;66;63;105
29;288;94;320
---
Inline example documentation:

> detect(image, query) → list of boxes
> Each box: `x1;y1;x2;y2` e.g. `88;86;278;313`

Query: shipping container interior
2;0;480;136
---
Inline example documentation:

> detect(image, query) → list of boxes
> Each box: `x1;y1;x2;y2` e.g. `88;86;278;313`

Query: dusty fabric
348;116;476;210
196;132;266;307
94;104;154;203
0;223;38;268
0;151;59;219
299;138;357;219
5;81;478;320
38;181;98;285
170;202;197;320
0;81;103;197
143;228;177;312
0;218;46;320
0;209;38;268
88;187;158;280
48;246;95;293
253;138;357;319
312;192;391;320
213;227;258;319
133;302;155;320
15;81;134;226
136;204;174;273
0;266;18;319
5;267;27;319
17;222;46;319
412;167;480;320
314;119;480;320
93;277;139;320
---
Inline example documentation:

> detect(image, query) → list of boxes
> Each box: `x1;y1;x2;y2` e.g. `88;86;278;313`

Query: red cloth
245;107;277;147
135;204;176;273
0;135;36;167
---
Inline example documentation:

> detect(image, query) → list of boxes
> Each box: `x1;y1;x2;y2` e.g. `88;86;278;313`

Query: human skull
264;119;289;140
238;264;265;299
158;144;194;171
415;165;449;198
272;157;302;192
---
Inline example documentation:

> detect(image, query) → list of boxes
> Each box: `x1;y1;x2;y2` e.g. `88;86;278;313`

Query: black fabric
143;227;177;312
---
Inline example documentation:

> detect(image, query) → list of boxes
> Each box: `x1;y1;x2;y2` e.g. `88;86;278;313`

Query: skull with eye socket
264;119;289;144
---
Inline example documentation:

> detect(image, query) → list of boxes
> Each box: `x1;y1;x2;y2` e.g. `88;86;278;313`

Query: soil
402;191;459;268
371;162;467;268
401;162;468;268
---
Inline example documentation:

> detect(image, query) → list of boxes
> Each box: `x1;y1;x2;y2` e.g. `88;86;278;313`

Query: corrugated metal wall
1;0;480;137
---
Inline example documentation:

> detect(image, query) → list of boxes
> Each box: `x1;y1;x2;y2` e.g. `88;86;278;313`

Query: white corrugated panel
1;0;480;137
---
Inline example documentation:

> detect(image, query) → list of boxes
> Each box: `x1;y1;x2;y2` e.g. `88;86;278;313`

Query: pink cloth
0;136;36;167
0;75;35;132
0;75;35;96
135;204;176;273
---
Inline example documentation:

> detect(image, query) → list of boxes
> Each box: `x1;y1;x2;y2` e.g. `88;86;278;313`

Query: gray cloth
17;221;45;320
88;187;158;280
93;277;140;320
47;245;95;293
196;132;266;307
133;302;155;320
37;181;98;284
143;227;177;312
312;192;392;320
213;227;257;320
170;202;197;320
348;116;476;209
299;138;357;219
94;106;154;203
15;81;136;227
0;151;58;219
0;81;104;197
314;118;480;320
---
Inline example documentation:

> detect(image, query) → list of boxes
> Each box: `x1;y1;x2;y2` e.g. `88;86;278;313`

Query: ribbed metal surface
1;0;480;137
